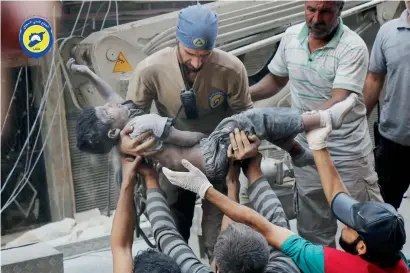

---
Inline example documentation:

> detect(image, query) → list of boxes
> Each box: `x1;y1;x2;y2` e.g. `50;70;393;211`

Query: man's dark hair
335;0;344;11
133;249;181;273
76;106;117;154
214;223;270;273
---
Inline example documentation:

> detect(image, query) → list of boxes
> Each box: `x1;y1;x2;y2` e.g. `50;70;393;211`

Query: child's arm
164;127;207;147
66;58;124;104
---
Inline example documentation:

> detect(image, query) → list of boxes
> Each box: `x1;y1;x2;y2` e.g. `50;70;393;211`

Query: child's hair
76;107;118;154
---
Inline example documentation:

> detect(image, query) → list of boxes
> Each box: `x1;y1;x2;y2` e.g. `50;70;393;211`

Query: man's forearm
146;175;212;273
247;176;290;229
250;74;288;101
311;148;349;204
111;180;136;250
363;72;385;117
221;179;240;232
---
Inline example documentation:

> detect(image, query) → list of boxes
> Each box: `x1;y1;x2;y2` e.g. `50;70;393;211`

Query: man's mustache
309;22;326;30
184;63;202;73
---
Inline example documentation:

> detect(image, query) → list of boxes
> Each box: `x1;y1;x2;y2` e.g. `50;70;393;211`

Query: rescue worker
363;1;410;210
249;1;383;247
119;4;253;261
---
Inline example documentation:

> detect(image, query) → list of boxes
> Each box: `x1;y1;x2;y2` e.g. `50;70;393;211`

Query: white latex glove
162;159;213;199
306;111;332;150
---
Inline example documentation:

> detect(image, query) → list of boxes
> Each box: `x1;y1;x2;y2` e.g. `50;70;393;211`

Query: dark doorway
1;67;50;235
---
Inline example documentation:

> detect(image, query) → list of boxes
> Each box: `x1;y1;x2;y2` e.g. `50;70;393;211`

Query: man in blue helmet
120;4;253;261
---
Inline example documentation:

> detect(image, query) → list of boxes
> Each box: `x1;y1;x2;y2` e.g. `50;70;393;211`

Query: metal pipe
219;5;304;35
142;26;175;54
218;30;281;52
342;0;384;18
229;0;384;56
218;1;283;22
146;31;176;55
219;1;303;26
148;39;176;54
355;20;376;35
229;32;285;57
217;12;305;45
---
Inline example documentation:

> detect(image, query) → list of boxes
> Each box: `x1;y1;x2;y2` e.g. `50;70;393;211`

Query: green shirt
282;235;410;273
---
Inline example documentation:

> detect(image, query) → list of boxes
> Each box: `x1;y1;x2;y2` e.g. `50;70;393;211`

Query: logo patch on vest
208;91;226;109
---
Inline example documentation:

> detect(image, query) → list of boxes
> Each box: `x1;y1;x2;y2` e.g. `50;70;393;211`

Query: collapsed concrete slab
1;242;63;273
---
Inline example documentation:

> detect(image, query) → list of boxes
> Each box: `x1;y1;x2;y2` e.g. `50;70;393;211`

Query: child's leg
302;93;359;130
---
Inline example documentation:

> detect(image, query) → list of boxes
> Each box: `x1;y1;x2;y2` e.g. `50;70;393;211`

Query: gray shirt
369;10;410;146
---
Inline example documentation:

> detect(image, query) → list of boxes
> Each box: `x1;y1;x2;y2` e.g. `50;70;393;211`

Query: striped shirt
248;178;301;273
147;177;300;273
268;18;373;160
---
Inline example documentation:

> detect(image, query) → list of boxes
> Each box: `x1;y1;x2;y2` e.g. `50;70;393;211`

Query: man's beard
184;62;202;73
339;236;359;255
308;21;338;40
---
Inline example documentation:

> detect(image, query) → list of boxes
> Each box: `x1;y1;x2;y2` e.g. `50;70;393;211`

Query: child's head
76;103;129;154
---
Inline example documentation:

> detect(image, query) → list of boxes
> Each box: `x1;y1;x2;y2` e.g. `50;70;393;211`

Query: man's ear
333;1;343;17
108;128;121;139
356;240;367;255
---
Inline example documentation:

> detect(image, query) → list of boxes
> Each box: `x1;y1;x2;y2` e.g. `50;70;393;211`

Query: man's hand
119;128;161;157
226;160;241;201
121;154;157;183
227;129;261;160
121;156;141;184
66;57;90;74
162;159;213;199
306;119;332;150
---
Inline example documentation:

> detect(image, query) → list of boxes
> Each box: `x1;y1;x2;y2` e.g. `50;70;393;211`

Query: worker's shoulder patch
208;90;226;109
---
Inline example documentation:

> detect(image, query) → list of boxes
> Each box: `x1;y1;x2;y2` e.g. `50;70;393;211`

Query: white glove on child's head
162;159;213;199
306;111;332;150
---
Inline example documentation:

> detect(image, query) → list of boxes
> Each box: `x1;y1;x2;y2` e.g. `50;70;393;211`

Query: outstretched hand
162;159;213;199
227;128;261;161
66;57;90;74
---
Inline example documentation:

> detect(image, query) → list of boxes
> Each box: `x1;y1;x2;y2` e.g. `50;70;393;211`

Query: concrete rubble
4;208;150;249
